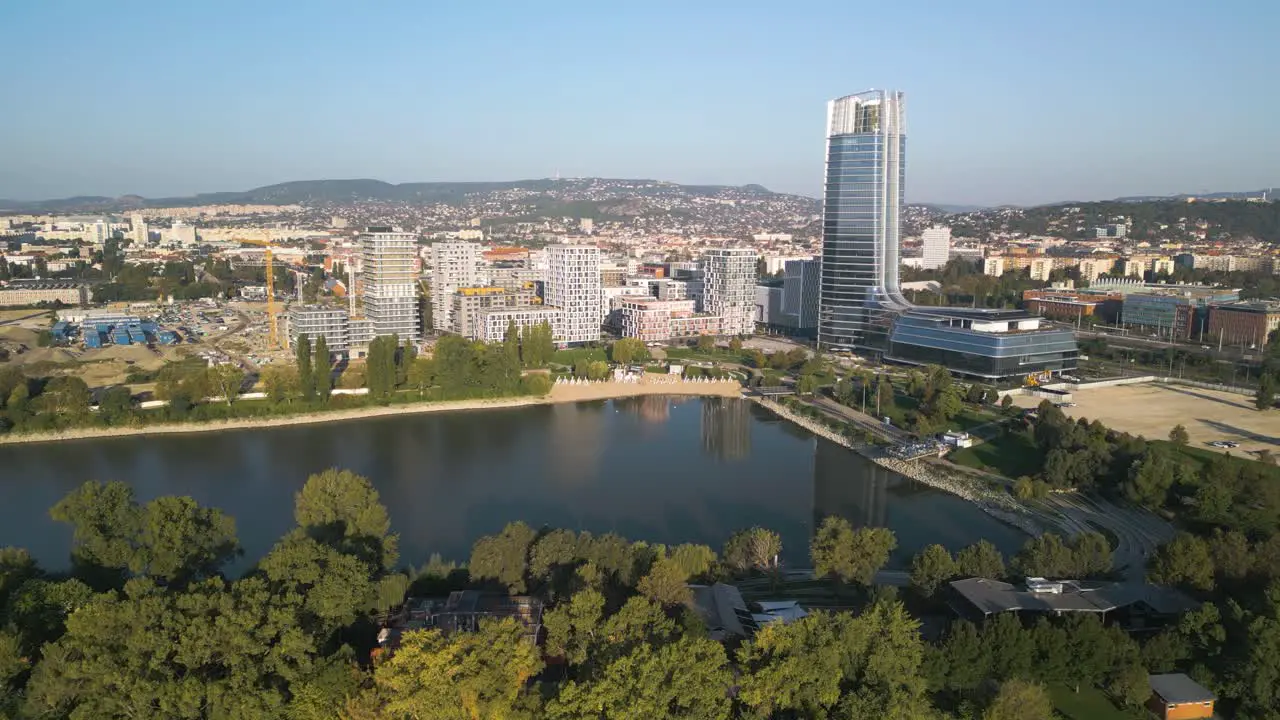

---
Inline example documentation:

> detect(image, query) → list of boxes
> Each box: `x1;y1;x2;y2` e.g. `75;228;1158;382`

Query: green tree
132;495;240;583
910;544;957;597
729;336;743;352
296;334;315;401
636;555;693;607
367;619;544;719
97;386;134;425
397;337;416;388
503;320;521;367
469;522;537;593
982;678;1053;720
547;635;731;720
313;334;331;399
956;540;1006;579
1258;373;1276;410
736;611;852;716
293;469;399;570
262;365;300;404
406;357;436;397
811;516;896;588
723;527;781;574
1169;423;1190;446
543;587;605;667
696;334;714;352
36;376;91;417
1108;662;1150;709
208;364;246;404
609;337;647;365
1149;533;1215;591
876;374;894;414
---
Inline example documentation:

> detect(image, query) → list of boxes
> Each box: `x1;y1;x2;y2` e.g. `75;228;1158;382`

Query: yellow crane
231;237;281;348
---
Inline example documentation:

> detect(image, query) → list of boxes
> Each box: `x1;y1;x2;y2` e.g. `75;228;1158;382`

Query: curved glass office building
818;90;910;351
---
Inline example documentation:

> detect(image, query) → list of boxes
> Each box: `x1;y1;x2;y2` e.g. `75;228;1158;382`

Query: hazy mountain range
0;178;1274;214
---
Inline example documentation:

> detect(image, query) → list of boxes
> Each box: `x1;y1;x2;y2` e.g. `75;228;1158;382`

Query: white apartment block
546;245;602;344
1151;257;1176;276
130;214;148;244
287;305;351;352
430;241;483;332
701;248;758;335
617;297;721;342
1028;257;1055;282
982;257;1006;277
360;229;420;342
921;225;951;270
1077;257;1112;282
477;306;562;344
1121;258;1146;278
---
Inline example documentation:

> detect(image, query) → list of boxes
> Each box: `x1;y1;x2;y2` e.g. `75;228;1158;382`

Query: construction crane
231;237;282;348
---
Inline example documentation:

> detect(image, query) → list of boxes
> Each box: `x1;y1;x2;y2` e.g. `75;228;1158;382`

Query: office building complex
1207;300;1280;349
1121;287;1238;340
782;258;821;330
701;248;757;335
546;245;602;344
359;229;420;342
886;309;1079;380
818;90;909;350
430;241;483;332
0;281;87;307
920;225;951;270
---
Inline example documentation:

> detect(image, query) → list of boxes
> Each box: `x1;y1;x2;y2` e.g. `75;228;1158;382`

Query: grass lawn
1152;439;1280;479
944;407;1000;433
1049;683;1144;720
550;347;608;366
949;429;1045;479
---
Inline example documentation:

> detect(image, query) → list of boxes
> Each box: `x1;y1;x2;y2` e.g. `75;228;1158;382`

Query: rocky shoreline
749;396;1044;537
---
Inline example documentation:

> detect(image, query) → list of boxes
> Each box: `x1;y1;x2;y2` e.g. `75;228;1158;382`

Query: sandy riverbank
0;380;743;446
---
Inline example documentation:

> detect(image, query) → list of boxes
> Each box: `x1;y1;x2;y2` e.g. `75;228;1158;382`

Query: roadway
1042;493;1174;582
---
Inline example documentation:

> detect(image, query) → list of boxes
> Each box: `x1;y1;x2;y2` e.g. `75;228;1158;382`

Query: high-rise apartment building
360;228;420;342
130;214;148;244
921;225;951;270
702;248;758;335
782;258;821;329
818;90;909;350
546;245;602;344
430;241;483;332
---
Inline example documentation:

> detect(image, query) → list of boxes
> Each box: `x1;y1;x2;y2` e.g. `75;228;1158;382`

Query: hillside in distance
0;178;801;213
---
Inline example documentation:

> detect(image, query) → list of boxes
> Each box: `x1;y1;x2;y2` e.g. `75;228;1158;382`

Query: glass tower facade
818;90;910;351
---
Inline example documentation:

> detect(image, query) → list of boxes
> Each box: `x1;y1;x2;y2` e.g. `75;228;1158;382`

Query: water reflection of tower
811;438;888;529
548;402;605;487
700;398;751;461
635;394;671;424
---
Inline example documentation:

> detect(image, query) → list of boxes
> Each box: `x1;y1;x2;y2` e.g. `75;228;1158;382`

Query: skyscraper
546;245;602;344
818;90;909;351
921;225;951;270
702;248;758;336
130;213;148;244
360;228;420;342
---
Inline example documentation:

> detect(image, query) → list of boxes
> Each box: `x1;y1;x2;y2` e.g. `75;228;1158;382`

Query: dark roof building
1147;673;1216;720
948;577;1197;623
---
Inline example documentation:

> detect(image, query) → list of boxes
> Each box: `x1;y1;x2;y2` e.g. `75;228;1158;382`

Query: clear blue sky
1;0;1275;206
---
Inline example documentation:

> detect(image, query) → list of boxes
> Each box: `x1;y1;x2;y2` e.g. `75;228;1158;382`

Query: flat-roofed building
1147;673;1215;720
0;281;86;307
617;297;722;342
452;285;539;341
287;305;351;352
476;306;562;344
1207;299;1280;349
1122;287;1239;340
886;309;1079;380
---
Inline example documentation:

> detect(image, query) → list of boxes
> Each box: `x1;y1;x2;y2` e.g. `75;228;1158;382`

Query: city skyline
1;0;1276;206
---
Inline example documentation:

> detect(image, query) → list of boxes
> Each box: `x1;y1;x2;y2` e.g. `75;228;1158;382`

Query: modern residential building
130;214;148;244
1077;257;1115;282
885;309;1079;380
1151;257;1176;277
359;228;420;343
782;258;821;330
982;257;1005;277
947;577;1195;624
430;241;483;332
1028;257;1054;282
818;90;910;351
702;247;757;335
616;297;721;342
0;281;87;307
476;306;562;344
1121;258;1146;278
452;285;539;341
168;222;198;247
287;305;351;352
1207;300;1280;349
546;245;602;344
920;225;951;270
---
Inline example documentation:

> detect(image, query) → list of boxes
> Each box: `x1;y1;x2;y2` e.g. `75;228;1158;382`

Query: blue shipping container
85;332;104;348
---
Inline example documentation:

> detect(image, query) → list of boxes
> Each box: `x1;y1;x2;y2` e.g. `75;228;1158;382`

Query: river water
0;397;1026;572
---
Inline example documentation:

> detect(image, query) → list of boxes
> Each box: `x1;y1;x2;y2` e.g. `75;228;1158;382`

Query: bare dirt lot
1014;383;1280;456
